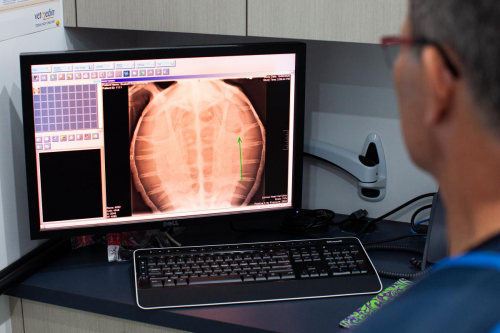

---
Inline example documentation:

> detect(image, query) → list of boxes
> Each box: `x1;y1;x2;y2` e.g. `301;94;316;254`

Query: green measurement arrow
238;137;243;181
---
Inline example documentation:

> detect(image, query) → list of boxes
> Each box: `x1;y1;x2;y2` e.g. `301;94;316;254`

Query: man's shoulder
354;266;500;333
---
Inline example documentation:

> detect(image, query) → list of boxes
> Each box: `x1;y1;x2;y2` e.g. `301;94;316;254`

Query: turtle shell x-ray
129;80;266;213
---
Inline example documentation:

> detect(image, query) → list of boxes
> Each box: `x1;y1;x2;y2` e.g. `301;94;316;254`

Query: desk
6;219;425;333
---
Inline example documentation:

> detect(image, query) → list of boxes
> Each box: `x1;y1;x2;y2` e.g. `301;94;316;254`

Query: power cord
230;208;368;235
364;244;432;280
410;205;432;234
356;193;436;238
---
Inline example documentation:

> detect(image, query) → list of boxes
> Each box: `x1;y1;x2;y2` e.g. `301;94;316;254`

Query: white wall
0;26;71;333
0;25;436;333
0;25;145;333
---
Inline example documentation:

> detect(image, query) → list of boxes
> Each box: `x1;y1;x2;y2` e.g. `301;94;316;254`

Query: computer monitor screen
20;43;305;239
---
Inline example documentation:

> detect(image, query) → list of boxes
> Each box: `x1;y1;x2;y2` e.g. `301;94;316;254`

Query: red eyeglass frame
380;36;460;78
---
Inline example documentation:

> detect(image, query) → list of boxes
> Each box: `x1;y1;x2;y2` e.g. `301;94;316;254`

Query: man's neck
445;201;500;255
439;117;500;256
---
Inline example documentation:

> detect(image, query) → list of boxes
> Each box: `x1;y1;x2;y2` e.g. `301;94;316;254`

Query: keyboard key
242;274;255;282
150;279;163;287
177;278;187;286
332;268;351;276
189;275;242;285
281;271;295;280
300;270;309;278
255;273;267;281
165;279;176;287
267;272;280;280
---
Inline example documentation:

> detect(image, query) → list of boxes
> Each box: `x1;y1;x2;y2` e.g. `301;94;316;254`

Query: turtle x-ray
129;79;266;214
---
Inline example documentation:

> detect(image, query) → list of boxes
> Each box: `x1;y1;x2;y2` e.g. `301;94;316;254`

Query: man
354;1;500;332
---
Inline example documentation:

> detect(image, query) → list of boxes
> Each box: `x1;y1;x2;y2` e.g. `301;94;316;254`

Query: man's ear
421;46;455;126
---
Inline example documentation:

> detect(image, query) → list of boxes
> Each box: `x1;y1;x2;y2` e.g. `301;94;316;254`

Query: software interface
30;54;297;230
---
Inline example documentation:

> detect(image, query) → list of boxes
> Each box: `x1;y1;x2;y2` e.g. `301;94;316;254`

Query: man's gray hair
410;0;500;133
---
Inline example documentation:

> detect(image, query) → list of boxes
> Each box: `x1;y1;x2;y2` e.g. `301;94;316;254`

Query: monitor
20;43;306;239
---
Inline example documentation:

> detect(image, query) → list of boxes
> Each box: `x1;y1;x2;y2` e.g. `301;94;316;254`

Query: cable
164;230;181;247
362;234;427;245
356;193;436;238
376;267;432;280
411;205;432;233
411;218;430;234
281;209;336;232
364;244;424;255
230;209;368;236
364;244;432;280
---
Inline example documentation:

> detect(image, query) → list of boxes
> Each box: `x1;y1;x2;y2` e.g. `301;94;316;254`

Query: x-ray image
129;79;266;214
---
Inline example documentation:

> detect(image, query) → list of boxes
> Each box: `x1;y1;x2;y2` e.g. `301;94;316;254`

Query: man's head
394;1;500;177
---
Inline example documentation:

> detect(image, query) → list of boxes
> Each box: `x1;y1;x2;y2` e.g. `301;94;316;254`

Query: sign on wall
0;0;62;42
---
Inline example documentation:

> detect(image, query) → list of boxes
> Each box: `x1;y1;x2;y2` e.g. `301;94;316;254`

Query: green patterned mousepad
339;278;415;329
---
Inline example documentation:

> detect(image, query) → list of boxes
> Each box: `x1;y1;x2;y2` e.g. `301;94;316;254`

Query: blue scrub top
352;234;500;333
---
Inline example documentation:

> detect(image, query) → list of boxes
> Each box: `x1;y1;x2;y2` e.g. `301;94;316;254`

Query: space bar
189;275;243;285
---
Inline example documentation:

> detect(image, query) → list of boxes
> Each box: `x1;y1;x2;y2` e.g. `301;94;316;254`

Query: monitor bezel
20;42;306;240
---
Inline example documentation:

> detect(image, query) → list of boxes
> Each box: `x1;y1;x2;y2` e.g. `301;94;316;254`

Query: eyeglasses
380;36;460;78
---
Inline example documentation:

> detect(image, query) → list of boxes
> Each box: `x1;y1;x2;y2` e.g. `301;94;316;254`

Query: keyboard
133;237;382;309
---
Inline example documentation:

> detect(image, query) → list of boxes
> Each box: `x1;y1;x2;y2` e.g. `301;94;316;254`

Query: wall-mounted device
304;133;386;202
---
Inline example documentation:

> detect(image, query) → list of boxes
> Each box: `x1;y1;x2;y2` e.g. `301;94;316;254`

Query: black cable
281;209;336;232
356;193;436;238
410;204;432;233
362;234;427;245
364;244;432;280
364;244;424;255
376;267;432;280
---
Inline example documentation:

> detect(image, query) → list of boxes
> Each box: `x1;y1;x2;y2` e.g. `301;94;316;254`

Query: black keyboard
134;237;382;309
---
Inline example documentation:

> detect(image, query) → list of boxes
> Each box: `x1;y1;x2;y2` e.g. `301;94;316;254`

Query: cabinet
66;0;247;36
247;0;406;44
10;298;188;333
62;0;407;44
